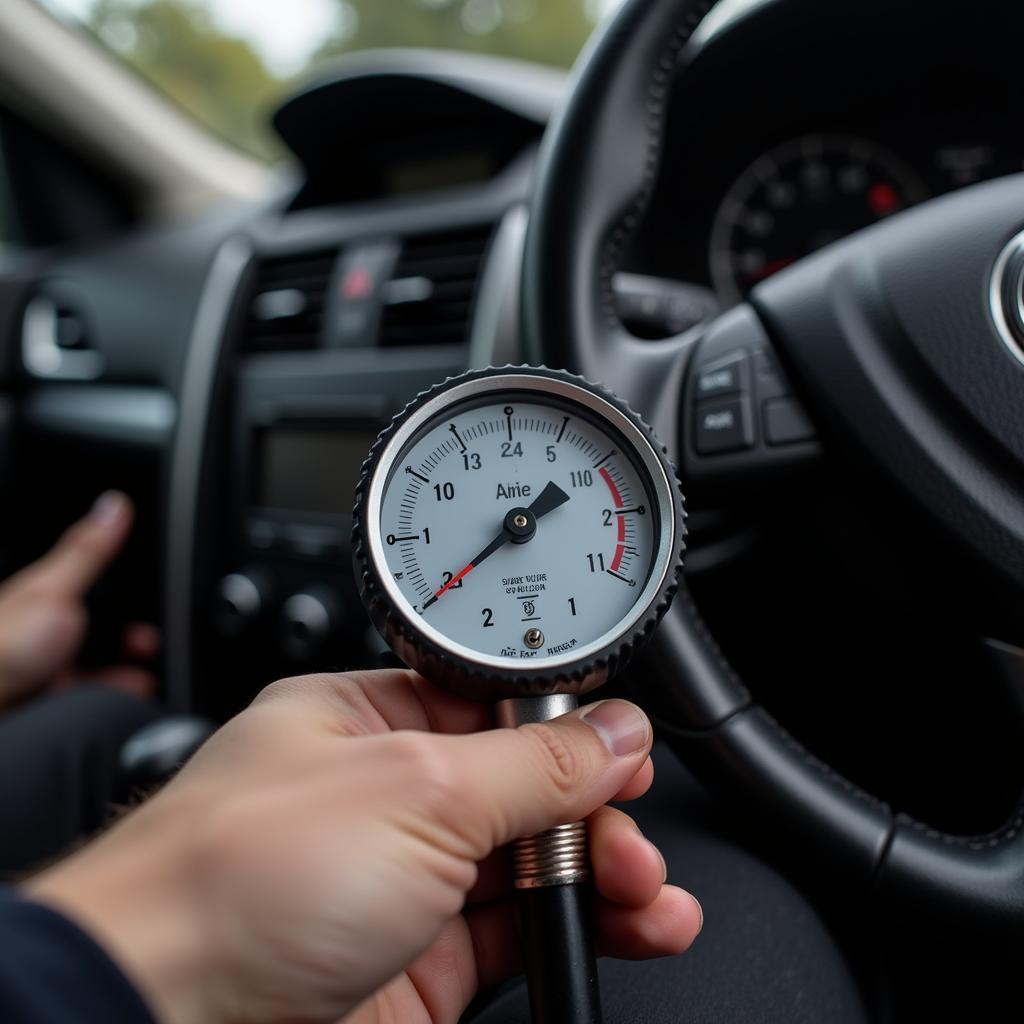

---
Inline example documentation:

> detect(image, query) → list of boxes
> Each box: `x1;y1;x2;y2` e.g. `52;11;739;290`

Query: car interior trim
987;226;1024;370
688;0;778;52
467;204;528;368
280;48;565;133
164;235;252;711
23;385;176;448
21;294;103;380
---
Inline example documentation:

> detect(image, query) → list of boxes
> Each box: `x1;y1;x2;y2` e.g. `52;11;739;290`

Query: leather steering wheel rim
522;0;1024;939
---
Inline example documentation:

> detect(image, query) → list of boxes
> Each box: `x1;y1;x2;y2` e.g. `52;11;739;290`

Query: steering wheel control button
681;303;821;482
694;398;754;455
695;351;748;400
753;349;791;401
763;398;815;446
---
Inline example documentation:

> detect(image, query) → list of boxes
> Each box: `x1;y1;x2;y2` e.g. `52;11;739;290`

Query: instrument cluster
708;127;1024;303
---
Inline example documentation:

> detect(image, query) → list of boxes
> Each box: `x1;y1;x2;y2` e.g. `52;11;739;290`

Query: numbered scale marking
353;368;685;698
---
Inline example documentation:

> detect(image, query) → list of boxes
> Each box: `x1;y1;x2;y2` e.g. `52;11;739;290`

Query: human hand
0;491;158;710
27;670;702;1024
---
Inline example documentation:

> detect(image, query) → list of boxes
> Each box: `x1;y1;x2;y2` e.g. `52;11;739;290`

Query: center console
197;337;473;716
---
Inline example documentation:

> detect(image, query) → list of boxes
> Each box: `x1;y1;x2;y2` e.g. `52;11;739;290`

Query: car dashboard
4;0;1024;790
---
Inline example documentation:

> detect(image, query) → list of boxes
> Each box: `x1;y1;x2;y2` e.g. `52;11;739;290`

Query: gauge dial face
710;134;928;303
365;376;675;674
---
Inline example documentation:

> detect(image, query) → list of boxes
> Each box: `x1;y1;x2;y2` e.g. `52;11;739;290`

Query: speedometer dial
710;134;928;303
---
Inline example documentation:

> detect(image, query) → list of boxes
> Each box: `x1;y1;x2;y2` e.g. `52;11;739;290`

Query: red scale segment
599;467;628;573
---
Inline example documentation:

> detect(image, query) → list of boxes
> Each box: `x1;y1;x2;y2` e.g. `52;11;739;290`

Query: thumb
437;699;653;855
33;492;133;596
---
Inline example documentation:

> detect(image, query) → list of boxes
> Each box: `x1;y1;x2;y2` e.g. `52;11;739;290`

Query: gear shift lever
119;715;215;791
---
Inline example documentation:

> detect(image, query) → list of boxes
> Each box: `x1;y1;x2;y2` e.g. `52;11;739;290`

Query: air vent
22;292;103;380
378;225;493;347
242;249;338;353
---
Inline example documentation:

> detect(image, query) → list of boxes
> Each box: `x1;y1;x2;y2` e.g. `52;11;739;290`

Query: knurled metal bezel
352;365;686;701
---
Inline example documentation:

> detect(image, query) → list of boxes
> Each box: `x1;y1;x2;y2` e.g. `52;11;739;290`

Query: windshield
39;0;619;161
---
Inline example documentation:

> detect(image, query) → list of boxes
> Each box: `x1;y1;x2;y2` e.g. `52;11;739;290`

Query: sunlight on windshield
39;0;623;161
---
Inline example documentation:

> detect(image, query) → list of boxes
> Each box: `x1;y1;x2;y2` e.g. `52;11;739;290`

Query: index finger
31;492;133;596
255;669;494;737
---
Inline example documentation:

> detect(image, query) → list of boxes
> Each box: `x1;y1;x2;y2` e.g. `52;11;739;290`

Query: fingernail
690;893;704;935
581;699;650;757
90;491;127;527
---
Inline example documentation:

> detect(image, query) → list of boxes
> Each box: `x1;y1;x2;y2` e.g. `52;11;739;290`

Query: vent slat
395;254;484;279
378;225;492;349
240;248;337;354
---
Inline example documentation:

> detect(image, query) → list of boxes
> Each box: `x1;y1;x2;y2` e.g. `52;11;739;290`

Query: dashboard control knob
280;586;343;661
214;571;272;637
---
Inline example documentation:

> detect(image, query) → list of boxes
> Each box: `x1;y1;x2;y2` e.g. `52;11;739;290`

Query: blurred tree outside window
39;0;620;162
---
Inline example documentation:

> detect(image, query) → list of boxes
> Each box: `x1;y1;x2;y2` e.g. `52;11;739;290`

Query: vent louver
378;225;493;348
241;249;338;353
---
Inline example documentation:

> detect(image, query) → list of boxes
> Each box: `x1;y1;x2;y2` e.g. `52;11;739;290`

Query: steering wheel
522;0;1024;939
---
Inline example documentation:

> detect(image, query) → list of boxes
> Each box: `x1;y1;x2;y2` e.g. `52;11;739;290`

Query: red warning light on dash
867;182;901;216
341;266;374;301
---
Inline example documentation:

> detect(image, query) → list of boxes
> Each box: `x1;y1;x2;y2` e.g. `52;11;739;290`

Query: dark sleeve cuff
0;887;155;1024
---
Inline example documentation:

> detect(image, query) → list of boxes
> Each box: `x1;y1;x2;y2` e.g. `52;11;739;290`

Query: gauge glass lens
710;134;928;303
375;396;659;665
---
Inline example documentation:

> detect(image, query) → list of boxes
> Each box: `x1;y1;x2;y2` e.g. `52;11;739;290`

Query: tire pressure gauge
352;366;686;1024
353;366;685;701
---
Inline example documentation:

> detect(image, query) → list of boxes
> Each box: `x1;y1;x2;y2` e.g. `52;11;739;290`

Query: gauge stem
496;695;603;1024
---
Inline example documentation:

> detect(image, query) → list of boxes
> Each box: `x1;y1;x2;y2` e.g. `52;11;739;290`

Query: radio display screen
258;428;378;516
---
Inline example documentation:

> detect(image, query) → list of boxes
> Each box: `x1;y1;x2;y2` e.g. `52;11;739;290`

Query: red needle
433;563;474;600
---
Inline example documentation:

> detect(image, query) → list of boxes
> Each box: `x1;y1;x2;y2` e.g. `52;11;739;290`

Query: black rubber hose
517;882;603;1024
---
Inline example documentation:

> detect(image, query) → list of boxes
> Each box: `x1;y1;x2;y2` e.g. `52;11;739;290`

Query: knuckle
390;732;461;811
524;722;588;797
254;673;334;704
321;672;372;710
252;676;303;705
252;674;379;737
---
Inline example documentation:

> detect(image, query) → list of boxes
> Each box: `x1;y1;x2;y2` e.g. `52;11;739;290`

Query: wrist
24;797;218;1024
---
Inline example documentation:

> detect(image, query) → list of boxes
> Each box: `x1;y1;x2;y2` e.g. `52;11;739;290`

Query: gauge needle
423;481;570;609
526;480;573;519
